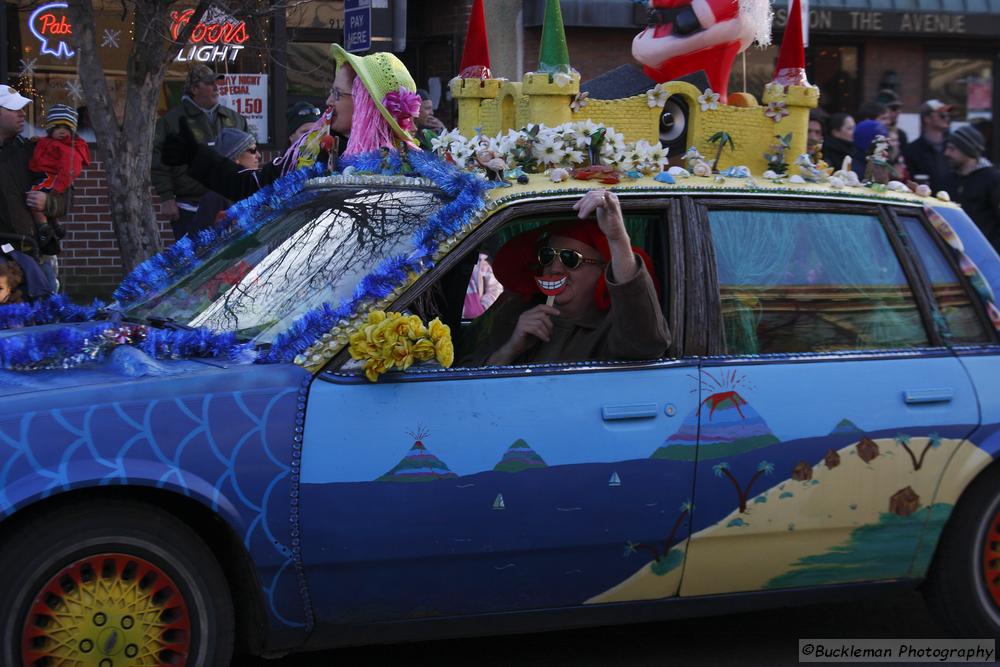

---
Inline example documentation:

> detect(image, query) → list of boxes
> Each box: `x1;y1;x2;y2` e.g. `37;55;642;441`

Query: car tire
0;498;235;666
923;464;1000;639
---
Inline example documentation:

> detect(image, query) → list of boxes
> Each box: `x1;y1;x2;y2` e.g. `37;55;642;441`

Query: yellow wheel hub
21;553;191;666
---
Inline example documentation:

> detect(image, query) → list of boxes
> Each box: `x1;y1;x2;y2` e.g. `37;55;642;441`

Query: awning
523;0;1000;36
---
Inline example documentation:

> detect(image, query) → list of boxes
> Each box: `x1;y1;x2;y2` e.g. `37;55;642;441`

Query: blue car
2;156;1000;665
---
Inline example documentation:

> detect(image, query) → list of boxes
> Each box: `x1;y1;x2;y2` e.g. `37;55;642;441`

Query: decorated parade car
4;1;1000;665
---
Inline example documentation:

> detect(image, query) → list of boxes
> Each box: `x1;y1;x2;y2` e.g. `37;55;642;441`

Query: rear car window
899;215;992;344
708;209;930;355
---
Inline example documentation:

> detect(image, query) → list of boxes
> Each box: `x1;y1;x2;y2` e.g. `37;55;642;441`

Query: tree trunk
104;144;162;273
67;0;213;273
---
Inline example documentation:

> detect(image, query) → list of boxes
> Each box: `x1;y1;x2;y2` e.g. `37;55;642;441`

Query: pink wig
343;75;395;156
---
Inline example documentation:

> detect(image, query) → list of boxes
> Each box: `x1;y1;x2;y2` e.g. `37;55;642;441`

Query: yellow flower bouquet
348;310;454;382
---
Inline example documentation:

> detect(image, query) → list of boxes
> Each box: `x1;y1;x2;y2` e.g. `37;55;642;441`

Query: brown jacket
0;135;66;241
464;260;670;366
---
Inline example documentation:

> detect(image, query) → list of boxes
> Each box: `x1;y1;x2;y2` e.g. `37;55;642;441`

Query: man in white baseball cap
0;83;66;270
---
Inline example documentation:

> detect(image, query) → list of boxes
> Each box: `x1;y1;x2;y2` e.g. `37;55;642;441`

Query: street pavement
244;589;996;666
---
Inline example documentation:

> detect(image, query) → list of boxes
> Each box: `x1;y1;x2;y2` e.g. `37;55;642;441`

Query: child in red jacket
28;104;90;242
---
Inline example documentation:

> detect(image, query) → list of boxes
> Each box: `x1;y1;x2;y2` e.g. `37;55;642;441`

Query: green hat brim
330;44;416;147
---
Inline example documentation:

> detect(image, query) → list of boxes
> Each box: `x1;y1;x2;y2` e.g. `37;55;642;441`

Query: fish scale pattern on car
0;364;311;629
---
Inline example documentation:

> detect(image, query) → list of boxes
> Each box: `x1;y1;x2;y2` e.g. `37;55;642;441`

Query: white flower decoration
553;72;573;87
564;148;585;165
765;101;789;122
646;84;669;109
570;92;590;112
449;141;474;165
646;144;669;171
698;88;721;112
533;136;567;166
764;82;785;99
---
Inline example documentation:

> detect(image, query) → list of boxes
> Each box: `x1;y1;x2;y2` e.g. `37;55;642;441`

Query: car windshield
125;185;447;344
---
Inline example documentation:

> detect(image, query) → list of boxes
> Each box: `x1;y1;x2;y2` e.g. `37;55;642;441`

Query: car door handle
602;404;659;421
903;388;954;405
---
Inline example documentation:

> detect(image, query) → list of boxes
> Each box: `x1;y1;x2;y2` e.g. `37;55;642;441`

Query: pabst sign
171;7;249;63
29;2;75;59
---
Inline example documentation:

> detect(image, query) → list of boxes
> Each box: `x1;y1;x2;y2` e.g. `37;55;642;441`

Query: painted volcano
652;390;778;461
378;440;457;482
494;439;547;473
829;418;863;436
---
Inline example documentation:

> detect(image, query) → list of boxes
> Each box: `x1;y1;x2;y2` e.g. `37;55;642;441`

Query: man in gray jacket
151;65;247;241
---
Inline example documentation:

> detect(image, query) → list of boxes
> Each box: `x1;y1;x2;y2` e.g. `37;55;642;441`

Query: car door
679;200;981;597
298;199;703;627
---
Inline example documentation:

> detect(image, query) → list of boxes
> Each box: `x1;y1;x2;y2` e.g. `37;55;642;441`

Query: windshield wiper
124;315;197;332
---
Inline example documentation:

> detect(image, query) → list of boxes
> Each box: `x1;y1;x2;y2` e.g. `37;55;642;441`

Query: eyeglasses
329;87;353;101
537;246;604;270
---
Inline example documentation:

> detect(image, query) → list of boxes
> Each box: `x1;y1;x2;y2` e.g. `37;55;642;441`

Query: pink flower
382;87;421;132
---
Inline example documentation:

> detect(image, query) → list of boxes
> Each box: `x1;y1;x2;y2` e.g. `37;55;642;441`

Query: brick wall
59;150;175;300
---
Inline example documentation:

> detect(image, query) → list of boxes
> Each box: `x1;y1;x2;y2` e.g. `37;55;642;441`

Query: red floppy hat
492;220;659;310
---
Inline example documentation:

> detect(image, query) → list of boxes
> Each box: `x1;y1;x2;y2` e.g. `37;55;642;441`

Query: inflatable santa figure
632;0;772;103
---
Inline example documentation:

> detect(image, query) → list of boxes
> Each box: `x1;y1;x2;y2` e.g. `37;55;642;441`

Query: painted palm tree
896;432;942;471
709;131;736;172
629;499;694;564
714;460;774;513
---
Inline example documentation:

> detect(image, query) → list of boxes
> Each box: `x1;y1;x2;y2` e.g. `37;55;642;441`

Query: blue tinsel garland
113;162;328;307
0;294;109;331
259;149;495;364
0;320;252;371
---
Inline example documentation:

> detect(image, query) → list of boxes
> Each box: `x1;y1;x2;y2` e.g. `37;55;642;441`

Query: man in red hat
466;191;670;366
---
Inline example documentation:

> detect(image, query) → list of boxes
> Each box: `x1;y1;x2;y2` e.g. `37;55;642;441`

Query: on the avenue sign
772;5;1000;37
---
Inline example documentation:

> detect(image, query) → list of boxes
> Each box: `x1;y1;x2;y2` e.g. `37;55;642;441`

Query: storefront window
726;45;778;100
927;56;993;123
809;45;860;114
287;42;335;106
6;1;272;143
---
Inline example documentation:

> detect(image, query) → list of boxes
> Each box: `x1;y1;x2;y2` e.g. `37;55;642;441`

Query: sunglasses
537;246;604;270
245;146;259;154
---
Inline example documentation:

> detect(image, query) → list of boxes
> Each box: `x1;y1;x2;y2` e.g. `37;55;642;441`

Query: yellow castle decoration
451;0;818;175
452;75;818;175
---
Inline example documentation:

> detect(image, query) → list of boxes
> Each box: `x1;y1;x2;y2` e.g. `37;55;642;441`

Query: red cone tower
772;0;809;87
459;0;492;79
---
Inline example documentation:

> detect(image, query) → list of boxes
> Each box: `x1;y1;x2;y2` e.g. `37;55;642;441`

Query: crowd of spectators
811;91;999;250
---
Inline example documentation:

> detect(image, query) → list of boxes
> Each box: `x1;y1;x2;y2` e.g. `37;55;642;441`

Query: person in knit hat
462;190;670;366
944;125;1000;250
27;103;90;277
189;128;260;233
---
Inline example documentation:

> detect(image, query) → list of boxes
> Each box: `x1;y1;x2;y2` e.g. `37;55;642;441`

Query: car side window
451;211;670;366
899;215;992;344
708;208;930;355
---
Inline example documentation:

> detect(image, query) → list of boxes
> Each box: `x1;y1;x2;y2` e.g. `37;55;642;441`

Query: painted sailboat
609;471;622;487
492;493;506;510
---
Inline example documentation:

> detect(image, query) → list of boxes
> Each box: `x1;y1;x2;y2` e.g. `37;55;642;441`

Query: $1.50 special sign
219;74;269;144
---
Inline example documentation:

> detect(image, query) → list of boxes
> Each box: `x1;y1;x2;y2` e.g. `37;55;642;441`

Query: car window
413;210;670;369
708;208;930;355
899;215;992;344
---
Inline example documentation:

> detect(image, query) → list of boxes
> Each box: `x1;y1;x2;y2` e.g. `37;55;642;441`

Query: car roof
483;173;959;210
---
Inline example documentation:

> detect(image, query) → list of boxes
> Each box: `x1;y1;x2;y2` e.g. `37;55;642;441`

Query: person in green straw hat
328;45;421;156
